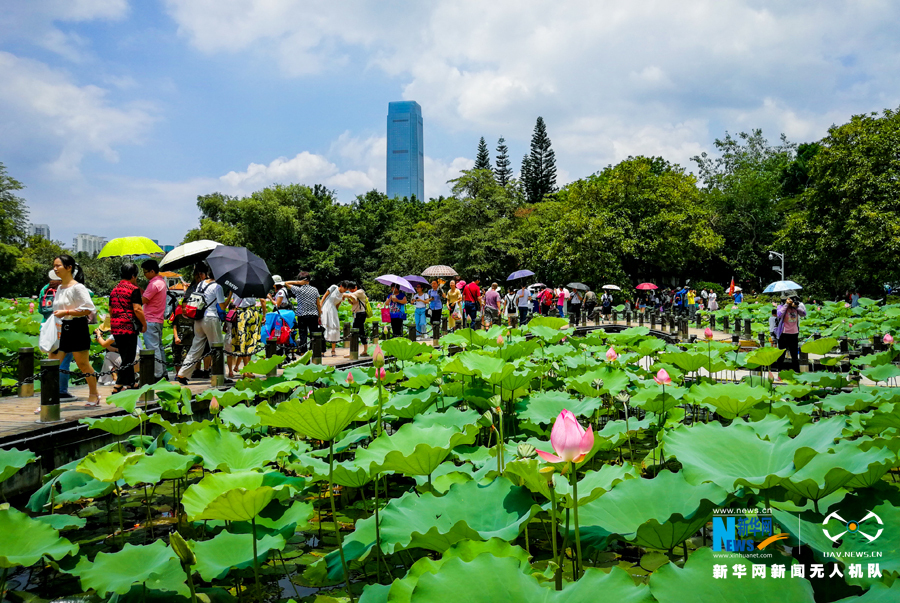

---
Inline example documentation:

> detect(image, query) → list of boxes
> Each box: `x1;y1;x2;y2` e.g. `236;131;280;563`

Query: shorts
485;307;499;323
59;317;91;353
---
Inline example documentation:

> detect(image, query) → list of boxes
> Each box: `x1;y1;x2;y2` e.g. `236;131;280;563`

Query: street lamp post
768;251;785;280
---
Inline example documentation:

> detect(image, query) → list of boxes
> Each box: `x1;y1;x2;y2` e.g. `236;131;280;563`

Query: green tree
523;117;557;203
692;130;795;283
779;107;900;294
474;137;492;171
494;136;513;186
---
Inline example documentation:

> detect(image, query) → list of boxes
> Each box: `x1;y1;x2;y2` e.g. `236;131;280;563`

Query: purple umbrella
507;269;535;281
403;275;431;288
376;274;414;293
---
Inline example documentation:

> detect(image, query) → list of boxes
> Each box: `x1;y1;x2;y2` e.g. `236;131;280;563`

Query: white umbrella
422;265;459;278
159;240;222;271
602;284;621;290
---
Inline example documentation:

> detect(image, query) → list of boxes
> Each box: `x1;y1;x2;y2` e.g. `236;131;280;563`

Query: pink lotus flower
346;372;355;384
845;302;850;308
376;367;386;380
536;409;594;464
606;346;618;362
654;369;672;386
704;327;713;340
28;302;35;314
372;345;385;368
885;333;894;345
497;335;505;346
731;305;737;310
209;397;220;413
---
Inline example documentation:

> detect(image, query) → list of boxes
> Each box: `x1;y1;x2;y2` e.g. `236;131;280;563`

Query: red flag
728;277;735;296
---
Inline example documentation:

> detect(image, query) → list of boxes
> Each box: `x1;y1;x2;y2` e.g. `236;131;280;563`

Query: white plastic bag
39;317;61;354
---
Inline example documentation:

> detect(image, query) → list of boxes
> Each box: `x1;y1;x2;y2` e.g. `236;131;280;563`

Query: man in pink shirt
142;260;169;379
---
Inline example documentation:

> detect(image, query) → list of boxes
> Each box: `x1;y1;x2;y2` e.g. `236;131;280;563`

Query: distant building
162;245;175;253
28;223;50;239
386;101;424;201
72;233;107;256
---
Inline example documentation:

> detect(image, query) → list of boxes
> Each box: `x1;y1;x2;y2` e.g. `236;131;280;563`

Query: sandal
111;385;125;394
85;395;102;408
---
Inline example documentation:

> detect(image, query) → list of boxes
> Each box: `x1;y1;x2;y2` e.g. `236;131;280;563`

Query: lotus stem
114;484;125;548
277;550;301;600
569;465;583;579
1;566;8;601
549;482;561;591
250;517;261;598
330;441;355;602
184;565;198;603
144;484;154;540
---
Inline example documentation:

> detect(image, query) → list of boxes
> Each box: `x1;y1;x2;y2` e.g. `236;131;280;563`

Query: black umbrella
567;282;589;291
205;246;274;298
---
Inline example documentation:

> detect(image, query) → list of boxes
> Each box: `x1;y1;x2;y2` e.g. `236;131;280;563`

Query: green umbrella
97;237;163;258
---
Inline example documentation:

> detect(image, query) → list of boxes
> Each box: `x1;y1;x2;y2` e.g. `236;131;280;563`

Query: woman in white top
176;263;232;383
49;255;100;406
320;282;346;356
708;291;719;312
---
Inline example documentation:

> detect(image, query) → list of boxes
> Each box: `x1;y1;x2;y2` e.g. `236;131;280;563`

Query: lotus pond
2;313;900;603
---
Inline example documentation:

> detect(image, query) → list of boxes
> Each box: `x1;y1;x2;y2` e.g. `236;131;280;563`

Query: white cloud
162;0;900;179
424;156;474;199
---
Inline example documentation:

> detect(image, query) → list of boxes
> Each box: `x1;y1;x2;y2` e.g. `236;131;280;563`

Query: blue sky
2;0;900;248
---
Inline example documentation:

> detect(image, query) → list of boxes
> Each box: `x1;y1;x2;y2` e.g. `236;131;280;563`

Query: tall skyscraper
28;223;50;239
72;233;107;256
386;101;424;201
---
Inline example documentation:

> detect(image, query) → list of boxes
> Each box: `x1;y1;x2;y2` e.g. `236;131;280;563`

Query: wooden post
349;328;359;361
17;347;34;398
139;349;156;404
311;333;324;365
265;340;278;377
209;343;225;386
37;359;62;424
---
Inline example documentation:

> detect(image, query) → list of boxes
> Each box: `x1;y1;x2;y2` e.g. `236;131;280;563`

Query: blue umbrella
376;274;414;293
403;275;431;288
507;269;535;281
762;280;803;294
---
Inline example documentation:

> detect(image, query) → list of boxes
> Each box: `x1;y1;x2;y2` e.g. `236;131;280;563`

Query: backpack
183;282;210;320
602;295;611;308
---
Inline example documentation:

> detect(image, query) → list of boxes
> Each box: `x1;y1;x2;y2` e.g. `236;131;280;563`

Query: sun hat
272;275;285;286
48;269;60;280
457;280;466;289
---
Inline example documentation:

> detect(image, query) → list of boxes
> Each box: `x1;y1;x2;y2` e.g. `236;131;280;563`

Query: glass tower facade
386;101;424;201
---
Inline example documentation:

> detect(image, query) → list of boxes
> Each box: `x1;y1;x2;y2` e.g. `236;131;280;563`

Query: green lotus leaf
834;581;900;602
790;370;848;388
282;362;333;382
776;383;814;399
385;386;440;418
649;547;814;602
385;539;532;603
658;351;708;373
258;393;366;441
820;390;880;413
240;355;283;375
413;407;482;431
502;458;552;498
149;415;214;440
568;366;631;396
783;441;896;503
772;495;900;588
259;378;302;397
552;462;640;507
0;447;37;483
800;337;839;355
497;339;541;362
188;530;286;581
630;385;686;415
297;454;372;488
184;426;292;472
196;387;254;408
401;364;439;389
739;414;792;441
382;338;432;361
0;507;78;568
67;540;188;597
863;363;900;384
355;422;478;476
76;450;141;483
575;470;728;550
409;554;652;603
667;418;845;490
499;368;536;395
33;514;87;530
181;471;305;521
79;414;147;436
123;449;197;486
686;382;772;420
106;384;153;413
515;390;601;425
218;403;263;429
633;337;667;358
861;404;900;434
27;467;114;510
323;477;541;580
851;350;896;367
744;346;785;368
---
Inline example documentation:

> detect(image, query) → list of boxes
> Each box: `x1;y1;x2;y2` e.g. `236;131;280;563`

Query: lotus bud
849;323;853;328
497;335;505;346
209;397;220;414
606;346;618;362
478;410;494;427
517;443;537;459
884;333;894;345
346;372;355;385
28;302;35;313
704;327;713;340
377;367;386;380
372;345;385;368
170;531;196;566
561;337;567;343
653;368;672;386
